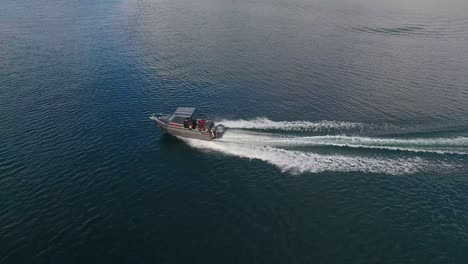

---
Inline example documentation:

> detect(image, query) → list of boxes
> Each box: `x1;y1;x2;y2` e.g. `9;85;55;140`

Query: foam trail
219;118;368;132
182;138;450;175
219;132;468;154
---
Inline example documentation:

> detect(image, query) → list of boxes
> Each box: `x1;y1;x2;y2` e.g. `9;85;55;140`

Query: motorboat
150;107;226;141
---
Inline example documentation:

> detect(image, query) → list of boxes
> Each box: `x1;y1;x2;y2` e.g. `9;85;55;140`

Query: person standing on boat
183;118;189;129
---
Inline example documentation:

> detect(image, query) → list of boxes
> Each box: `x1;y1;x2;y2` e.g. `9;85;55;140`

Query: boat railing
149;113;163;121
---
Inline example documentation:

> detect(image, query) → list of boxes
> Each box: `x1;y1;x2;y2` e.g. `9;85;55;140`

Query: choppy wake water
219;131;468;155
181;119;465;175
218;117;373;132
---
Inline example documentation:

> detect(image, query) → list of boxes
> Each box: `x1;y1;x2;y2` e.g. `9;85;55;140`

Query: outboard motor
214;124;226;139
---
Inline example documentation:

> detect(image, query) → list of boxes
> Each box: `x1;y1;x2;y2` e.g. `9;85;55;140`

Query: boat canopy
173;107;196;118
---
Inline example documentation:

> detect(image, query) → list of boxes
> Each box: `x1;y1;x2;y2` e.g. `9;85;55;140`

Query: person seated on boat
192;119;197;129
198;119;205;131
183;118;189;129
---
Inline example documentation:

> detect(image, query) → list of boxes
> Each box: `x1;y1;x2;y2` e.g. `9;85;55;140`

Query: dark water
1;0;468;263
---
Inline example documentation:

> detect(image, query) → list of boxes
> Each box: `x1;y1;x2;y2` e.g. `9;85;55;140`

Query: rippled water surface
1;0;468;263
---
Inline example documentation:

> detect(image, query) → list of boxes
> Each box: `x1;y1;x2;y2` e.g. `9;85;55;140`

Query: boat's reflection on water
158;133;200;155
159;133;184;146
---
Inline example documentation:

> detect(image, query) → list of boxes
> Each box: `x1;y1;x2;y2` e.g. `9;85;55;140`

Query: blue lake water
1;0;468;263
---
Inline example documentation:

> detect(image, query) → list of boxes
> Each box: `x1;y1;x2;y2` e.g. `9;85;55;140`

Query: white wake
219;131;468;155
178;119;462;175
182;138;455;175
218;117;369;132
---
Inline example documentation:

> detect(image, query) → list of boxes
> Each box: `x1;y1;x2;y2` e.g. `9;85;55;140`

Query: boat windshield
168;115;187;124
